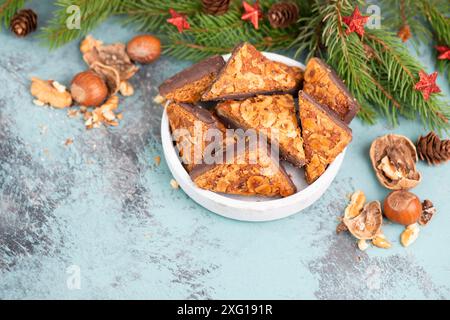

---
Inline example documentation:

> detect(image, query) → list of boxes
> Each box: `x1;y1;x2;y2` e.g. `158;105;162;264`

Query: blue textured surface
0;2;449;300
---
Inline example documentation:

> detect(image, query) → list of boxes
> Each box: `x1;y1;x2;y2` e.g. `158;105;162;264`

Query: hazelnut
126;35;161;64
383;190;421;225
71;71;108;107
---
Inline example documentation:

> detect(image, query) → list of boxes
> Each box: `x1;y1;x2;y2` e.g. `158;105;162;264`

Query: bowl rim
160;51;346;212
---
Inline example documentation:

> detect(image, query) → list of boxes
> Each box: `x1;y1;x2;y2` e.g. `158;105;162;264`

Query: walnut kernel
31;77;72;109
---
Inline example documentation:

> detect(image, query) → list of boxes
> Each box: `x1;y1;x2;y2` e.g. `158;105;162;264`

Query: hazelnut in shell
383;190;421;225
71;71;108;107
127;35;161;64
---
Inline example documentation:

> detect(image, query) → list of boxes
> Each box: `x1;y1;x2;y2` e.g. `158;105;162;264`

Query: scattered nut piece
336;221;348;234
116;112;123;120
372;234;392;249
80;35;103;54
170;179;179;189
357;239;369;251
102;109;116;121
119;81;134;96
153;94;166;105
52;81;67;93
67;109;79;118
344;190;366;219
64;138;73;146
33;99;46;106
31;77;72;108
419;199;436;226
401;223;420;247
154;156;161;166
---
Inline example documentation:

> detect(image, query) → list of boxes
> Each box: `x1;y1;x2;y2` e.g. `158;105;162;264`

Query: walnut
80;35;103;54
343;201;383;240
82;36;139;81
119;80;134;96
344;190;366;219
30;77;72;108
90;61;121;96
370;134;421;190
419;199;436;226
84;95;120;129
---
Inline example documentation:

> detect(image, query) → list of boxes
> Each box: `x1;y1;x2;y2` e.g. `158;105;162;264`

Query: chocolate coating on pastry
159;55;225;103
303;58;360;123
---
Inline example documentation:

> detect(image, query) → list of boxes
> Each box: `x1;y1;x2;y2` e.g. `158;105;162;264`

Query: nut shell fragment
343;201;383;240
370;134;421;190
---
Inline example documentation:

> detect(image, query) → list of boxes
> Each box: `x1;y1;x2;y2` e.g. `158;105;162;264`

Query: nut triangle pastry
166;102;227;172
190;143;297;198
202;43;302;101
298;91;352;184
303;58;360;123
159;55;225;103
216;94;306;167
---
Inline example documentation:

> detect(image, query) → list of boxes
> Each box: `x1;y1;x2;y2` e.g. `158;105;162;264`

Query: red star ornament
436;46;450;60
342;7;370;37
241;1;262;30
167;9;190;33
414;71;441;101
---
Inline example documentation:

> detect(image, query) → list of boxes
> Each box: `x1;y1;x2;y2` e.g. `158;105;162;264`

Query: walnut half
343;201;383;240
370;134;421;190
30;77;72;108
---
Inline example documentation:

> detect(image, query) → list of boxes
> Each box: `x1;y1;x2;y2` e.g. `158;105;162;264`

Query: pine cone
202;0;231;16
10;9;38;37
417;131;450;165
268;2;299;28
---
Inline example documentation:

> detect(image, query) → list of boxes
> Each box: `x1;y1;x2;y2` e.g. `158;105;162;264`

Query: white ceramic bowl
161;52;346;221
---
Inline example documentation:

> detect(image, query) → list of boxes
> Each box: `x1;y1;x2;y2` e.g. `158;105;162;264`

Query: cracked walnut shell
343;201;383;240
82;36;138;81
370;134;421;190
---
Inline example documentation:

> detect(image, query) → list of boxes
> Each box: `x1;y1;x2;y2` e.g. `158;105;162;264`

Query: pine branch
120;0;202;33
41;0;122;49
0;0;27;29
293;0;449;130
420;0;450;75
380;0;432;46
36;0;448;130
420;0;450;45
364;29;449;130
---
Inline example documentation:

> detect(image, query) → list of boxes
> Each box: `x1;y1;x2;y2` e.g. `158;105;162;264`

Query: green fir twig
0;0;27;29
